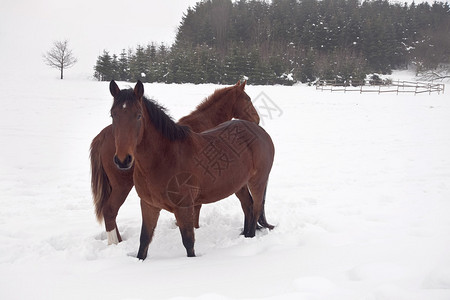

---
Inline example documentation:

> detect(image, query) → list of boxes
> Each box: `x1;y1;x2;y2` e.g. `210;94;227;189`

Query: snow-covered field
1;72;449;300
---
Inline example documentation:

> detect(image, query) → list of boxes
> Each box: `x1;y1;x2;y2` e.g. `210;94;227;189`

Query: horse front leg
137;200;161;260
174;207;196;257
193;204;202;229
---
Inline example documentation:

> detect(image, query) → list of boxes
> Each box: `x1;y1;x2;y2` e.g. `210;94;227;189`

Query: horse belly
197;170;250;204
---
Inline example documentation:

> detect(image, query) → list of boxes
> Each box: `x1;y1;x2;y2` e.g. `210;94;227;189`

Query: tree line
94;0;450;85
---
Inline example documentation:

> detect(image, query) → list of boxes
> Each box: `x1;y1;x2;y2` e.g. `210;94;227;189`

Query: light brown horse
90;81;260;245
109;80;274;260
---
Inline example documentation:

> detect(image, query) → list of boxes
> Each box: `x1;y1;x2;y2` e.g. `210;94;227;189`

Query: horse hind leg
103;183;133;245
246;180;273;237
257;185;275;230
235;186;255;237
235;185;273;233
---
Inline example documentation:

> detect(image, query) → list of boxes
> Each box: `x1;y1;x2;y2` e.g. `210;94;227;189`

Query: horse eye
137;114;142;120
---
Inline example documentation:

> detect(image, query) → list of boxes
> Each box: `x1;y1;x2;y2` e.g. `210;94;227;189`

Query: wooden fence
316;80;445;95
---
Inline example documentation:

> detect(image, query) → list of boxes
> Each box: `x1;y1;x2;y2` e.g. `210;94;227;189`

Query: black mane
112;89;190;141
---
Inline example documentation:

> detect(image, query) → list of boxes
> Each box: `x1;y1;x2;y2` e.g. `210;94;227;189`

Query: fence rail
316;80;445;95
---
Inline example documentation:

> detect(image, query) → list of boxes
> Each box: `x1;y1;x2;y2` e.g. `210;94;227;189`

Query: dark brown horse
109;80;274;260
90;81;260;245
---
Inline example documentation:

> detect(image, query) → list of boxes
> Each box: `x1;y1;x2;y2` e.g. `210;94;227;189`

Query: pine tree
145;43;158;82
129;45;148;81
118;49;129;81
94;51;113;81
93;0;450;84
111;54;120;80
156;43;170;82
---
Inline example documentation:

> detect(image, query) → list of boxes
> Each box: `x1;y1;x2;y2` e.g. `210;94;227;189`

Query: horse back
201;119;274;161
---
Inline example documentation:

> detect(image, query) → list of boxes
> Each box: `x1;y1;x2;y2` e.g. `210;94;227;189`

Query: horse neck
182;92;235;131
138;107;190;164
209;96;235;125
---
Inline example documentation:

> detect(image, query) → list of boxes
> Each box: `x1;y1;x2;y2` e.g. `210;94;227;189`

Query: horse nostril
113;154;133;170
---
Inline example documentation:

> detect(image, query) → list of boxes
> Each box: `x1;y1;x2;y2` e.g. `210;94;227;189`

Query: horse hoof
244;230;256;238
137;249;148;260
240;229;255;237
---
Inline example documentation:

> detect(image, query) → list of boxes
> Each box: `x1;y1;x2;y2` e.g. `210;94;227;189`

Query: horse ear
134;80;144;99
110;80;120;98
240;80;247;90
236;80;241;86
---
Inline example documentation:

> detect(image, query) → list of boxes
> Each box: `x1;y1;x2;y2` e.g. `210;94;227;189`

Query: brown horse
109;80;274;260
90;81;260;245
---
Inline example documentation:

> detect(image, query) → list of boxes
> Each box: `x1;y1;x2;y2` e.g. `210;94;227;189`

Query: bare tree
43;40;78;79
418;64;450;81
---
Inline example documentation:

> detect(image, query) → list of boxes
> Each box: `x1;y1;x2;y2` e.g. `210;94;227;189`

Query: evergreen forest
93;0;450;85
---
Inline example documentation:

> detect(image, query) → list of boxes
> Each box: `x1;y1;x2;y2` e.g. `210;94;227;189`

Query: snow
1;71;449;299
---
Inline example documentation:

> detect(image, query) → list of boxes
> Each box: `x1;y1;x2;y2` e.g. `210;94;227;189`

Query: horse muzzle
113;154;134;170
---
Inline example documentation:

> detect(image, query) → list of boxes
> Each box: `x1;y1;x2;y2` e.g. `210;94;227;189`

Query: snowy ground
1;72;449;300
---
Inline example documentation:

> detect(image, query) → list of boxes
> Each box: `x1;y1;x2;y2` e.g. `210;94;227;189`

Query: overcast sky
0;0;434;80
0;0;200;79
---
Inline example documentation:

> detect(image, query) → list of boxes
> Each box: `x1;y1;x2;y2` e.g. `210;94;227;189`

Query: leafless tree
43;40;78;79
418;64;450;81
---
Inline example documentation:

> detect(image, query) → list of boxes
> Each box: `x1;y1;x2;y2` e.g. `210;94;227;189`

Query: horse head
109;80;145;170
232;80;260;124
